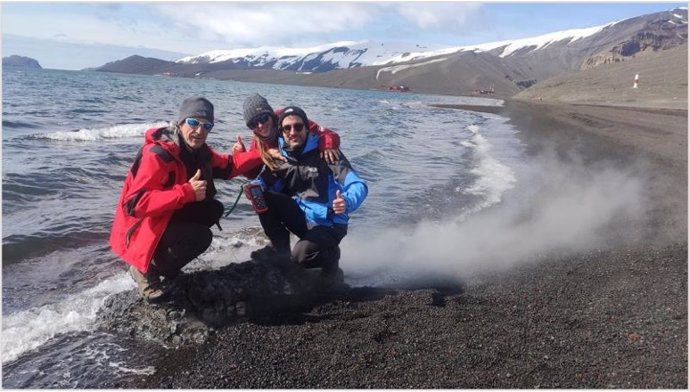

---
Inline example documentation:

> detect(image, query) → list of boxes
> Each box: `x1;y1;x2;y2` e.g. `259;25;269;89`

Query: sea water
1;68;521;387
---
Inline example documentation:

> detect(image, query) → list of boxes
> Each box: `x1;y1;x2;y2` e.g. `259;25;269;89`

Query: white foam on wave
460;120;517;215
36;122;168;142
1;273;134;364
108;362;156;376
401;100;429;109
377;99;403;110
185;228;268;272
2;228;268;365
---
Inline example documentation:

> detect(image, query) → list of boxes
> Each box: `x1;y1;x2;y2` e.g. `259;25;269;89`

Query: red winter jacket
109;126;263;273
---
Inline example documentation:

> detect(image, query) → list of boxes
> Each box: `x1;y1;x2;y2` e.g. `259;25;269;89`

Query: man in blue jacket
248;106;368;283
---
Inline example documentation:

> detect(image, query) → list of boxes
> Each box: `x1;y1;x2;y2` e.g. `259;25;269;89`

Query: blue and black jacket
255;132;367;227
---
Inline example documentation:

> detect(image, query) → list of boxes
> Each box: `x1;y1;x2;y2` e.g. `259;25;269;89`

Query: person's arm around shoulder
207;144;258;180
309;119;341;164
208;143;265;180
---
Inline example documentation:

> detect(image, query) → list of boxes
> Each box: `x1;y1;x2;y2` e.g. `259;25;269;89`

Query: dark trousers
149;199;223;278
259;191;347;270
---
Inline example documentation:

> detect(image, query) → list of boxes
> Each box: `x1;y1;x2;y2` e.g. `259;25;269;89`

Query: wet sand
119;101;688;389
429;103;505;115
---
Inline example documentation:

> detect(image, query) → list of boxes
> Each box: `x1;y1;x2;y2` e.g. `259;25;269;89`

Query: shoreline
428;103;505;115
504;100;688;165
118;99;687;389
505;99;687;246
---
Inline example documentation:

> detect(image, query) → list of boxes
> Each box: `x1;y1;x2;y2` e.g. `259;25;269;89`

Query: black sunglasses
281;123;305;133
247;113;271;129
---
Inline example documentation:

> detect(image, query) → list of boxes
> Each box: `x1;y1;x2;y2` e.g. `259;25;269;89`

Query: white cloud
395;2;483;31
154;3;377;48
2;4;189;53
2;2;488;59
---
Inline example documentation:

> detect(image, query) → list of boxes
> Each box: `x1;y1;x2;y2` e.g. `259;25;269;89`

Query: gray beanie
278;106;309;128
243;93;275;127
178;97;214;124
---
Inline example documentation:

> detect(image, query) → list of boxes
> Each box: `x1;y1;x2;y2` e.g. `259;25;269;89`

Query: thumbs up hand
232;135;246;153
189;169;207;201
332;189;347;214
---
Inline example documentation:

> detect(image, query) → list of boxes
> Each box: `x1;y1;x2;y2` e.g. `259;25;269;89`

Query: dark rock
95;259;349;345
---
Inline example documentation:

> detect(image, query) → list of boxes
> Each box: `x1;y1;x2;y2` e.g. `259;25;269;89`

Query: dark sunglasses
185;117;213;131
281;123;305;133
247;112;271;129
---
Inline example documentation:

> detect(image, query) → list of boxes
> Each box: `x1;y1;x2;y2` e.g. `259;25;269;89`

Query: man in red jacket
109;97;269;302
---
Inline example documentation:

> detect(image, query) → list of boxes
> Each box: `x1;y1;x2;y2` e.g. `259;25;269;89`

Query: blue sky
2;2;686;70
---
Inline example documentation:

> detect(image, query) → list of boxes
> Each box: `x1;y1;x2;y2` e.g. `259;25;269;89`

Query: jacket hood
279;132;319;157
144;124;181;154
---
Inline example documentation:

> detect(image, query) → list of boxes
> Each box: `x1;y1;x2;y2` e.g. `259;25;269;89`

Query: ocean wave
76;97;107;104
24;122;168;142
2;119;41;129
460;123;517;213
112;95;145;103
1;274;134;364
69;108;107;114
2;331;157;388
2;226;111;265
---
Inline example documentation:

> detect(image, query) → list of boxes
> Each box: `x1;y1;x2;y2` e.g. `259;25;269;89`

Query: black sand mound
95;259;353;346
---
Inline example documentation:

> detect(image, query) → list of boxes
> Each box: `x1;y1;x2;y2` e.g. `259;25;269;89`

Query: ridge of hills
94;8;687;105
3;55;42;69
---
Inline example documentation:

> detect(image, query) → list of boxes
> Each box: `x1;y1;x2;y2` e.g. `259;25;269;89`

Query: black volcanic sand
115;101;687;389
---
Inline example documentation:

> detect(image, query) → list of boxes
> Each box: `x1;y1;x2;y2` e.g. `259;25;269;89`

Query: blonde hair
257;137;280;171
253;113;281;171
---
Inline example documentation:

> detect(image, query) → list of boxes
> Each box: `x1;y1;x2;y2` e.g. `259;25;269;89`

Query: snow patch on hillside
175;9;690;71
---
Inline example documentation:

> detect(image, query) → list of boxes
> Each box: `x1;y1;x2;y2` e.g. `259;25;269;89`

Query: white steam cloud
342;150;643;287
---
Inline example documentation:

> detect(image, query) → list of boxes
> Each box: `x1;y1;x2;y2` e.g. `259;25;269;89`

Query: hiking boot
250;245;291;262
128;266;167;303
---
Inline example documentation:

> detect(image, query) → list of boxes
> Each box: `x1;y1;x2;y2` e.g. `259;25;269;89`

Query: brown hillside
513;44;688;109
200;44;688;106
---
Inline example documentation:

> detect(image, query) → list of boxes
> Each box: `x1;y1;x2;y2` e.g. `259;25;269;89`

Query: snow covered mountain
95;8;687;97
175;24;618;72
173;7;685;73
175;40;449;72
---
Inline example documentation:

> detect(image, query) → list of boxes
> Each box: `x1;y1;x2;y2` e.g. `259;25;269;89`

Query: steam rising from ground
342;150;644;287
